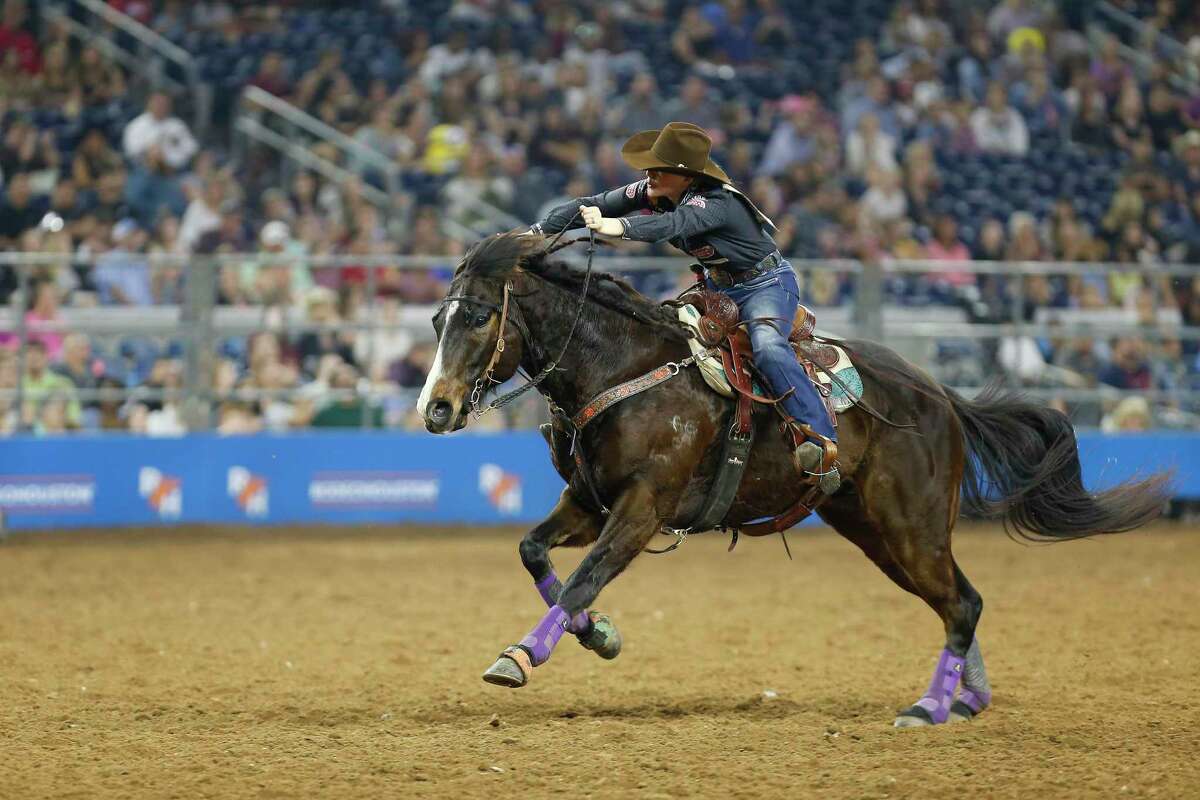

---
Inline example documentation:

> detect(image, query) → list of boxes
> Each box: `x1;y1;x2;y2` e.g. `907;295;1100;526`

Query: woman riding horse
532;122;840;494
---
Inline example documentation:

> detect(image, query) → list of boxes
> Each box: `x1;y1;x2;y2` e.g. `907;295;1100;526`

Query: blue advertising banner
1;431;1197;531
0;431;564;530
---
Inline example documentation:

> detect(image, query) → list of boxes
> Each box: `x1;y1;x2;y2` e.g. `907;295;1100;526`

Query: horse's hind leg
948;564;992;722
888;539;988;727
822;485;989;727
516;490;622;661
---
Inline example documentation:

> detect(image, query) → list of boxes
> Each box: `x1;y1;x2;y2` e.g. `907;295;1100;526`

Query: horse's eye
471;312;492;328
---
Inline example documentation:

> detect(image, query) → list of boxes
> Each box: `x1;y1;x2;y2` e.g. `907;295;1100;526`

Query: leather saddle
673;287;837;433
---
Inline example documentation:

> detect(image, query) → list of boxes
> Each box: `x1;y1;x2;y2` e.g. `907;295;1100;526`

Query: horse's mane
455;232;692;343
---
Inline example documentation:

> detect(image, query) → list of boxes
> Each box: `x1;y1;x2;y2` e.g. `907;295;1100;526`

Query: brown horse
417;233;1171;727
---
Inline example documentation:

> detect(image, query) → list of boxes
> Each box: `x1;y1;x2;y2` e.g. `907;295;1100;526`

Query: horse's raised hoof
947;700;978;723
482;647;532;688
893;705;936;728
577;612;621;660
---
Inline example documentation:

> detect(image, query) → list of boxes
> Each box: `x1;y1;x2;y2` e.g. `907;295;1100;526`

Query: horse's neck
517;279;678;413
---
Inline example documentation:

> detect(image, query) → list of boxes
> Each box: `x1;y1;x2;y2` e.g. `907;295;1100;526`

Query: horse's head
417;233;539;433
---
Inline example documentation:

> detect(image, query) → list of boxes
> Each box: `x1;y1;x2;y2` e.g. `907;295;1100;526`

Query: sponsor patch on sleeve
684;195;707;209
625;180;647;199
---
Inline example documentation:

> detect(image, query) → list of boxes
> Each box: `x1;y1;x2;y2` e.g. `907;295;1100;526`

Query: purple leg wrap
914;647;965;724
519;605;572;666
958;687;991;714
534;573;561;606
533;572;590;634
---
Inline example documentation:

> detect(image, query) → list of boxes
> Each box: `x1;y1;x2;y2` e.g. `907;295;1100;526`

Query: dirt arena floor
1;522;1197;799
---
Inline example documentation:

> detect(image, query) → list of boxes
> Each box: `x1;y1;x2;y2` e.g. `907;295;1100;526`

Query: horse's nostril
428;400;453;426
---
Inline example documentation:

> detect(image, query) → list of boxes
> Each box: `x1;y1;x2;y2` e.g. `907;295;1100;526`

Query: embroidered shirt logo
684;195;707;209
625;179;646;199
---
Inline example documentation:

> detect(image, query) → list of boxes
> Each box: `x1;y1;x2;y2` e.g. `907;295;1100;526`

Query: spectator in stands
90;168;132;226
1006;212;1046;262
245;220;312;306
20;340;80;430
846;111;898;177
76;43;126;105
1146;82;1184;152
310;362;382;428
1100;337;1153;390
1110;83;1149;154
71;128;124;193
606;74;663;138
970;82;1029;156
94;219;153;306
957;29;998;105
671;7;718;67
1;118;60;184
843;76;900;142
859;166;908;229
296;287;357;379
1011;64;1065;137
179;178;226;254
47;179;88;242
353;105;411;177
1090;33;1132;103
122;92;199;174
23;279;65;360
53;332;101;406
1102;396;1153;431
249;50;291;98
442;145;514;231
0;0;39;74
663;75;720;135
758;95;818;177
0;171;44;247
32;391;76;435
0;348;17;434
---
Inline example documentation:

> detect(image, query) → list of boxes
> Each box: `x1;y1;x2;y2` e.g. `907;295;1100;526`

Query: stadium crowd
2;0;1200;435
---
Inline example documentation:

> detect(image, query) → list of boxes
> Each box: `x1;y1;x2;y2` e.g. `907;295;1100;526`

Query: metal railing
1090;2;1199;93
234;87;524;243
3;253;1199;434
45;0;211;134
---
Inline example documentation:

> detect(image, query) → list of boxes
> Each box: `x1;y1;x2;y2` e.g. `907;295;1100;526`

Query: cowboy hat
621;122;732;184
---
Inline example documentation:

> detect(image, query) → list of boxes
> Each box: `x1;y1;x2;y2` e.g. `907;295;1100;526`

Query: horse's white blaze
417;300;458;413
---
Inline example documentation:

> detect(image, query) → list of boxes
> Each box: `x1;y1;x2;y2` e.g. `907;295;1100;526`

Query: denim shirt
538;180;778;271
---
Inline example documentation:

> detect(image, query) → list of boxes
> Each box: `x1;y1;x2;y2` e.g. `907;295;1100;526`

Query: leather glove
579;205;625;237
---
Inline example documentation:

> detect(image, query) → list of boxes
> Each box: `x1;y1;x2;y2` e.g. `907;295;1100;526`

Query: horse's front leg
484;482;659;688
517;489;622;661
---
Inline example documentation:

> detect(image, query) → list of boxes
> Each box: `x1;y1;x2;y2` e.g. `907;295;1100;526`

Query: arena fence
2;252;1199;432
2;429;1195;531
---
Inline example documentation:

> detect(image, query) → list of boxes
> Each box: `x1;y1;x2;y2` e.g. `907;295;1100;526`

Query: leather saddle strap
480;280;513;384
798;357;839;431
737;483;826;537
572;358;692;429
685;411;755;533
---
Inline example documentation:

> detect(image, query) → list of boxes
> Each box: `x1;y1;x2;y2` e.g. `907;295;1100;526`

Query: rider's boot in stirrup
788;423;842;495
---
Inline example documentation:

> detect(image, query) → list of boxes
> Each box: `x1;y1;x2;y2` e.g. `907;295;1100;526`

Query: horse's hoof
947;700;978;723
578;612;621;660
893;705;936;728
482;648;531;688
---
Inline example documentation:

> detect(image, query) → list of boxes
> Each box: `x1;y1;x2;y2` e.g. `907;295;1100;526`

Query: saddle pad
677;304;863;413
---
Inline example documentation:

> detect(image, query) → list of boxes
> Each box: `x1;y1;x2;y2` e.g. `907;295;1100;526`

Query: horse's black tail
946;385;1172;540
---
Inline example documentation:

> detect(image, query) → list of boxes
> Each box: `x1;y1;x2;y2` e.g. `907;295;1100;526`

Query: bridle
436;219;597;417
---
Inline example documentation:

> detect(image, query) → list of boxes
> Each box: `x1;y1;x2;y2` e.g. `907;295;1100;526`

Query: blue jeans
707;263;836;443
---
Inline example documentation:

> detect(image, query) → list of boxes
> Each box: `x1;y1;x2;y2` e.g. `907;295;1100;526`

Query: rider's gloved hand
580;205;625;238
